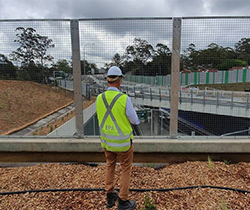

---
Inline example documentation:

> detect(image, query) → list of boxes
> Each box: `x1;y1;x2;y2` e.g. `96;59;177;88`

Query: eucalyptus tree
235;38;250;64
152;43;172;75
125;38;154;75
105;53;124;69
10;27;54;82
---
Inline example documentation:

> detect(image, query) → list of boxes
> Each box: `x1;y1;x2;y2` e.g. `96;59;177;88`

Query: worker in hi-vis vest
96;66;140;210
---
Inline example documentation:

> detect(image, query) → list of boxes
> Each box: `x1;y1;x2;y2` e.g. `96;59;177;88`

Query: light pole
83;43;95;76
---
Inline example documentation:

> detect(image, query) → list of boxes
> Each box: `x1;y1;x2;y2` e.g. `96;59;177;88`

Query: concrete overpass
129;89;250;119
60;79;250;119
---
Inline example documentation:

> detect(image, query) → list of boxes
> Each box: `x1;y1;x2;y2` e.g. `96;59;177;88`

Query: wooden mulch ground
0;161;249;209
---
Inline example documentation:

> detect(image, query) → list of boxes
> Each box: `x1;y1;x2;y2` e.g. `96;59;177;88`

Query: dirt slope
0;80;74;135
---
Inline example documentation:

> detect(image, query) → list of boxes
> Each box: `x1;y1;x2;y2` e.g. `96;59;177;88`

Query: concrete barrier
0;137;250;163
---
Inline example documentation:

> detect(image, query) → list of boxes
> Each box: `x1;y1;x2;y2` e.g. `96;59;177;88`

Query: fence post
93;115;96;135
151;109;153;136
246;93;249;110
161;111;163;135
70;19;84;137
170;18;182;138
86;83;91;100
203;90;206;106
216;91;219;108
191;89;193;105
169;89;171;103
231;92;234;109
179;90;182;104
159;88;161;102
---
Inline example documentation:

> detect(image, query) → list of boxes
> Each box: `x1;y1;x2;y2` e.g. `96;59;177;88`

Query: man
96;66;140;210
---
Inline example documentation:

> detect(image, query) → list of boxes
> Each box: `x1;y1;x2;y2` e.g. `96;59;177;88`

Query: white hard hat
107;66;123;77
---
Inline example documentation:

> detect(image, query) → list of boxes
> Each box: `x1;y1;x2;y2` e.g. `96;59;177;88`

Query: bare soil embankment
0;80;74;135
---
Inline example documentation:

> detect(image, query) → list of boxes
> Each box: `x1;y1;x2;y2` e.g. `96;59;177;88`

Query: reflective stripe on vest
100;132;132;140
100;139;130;148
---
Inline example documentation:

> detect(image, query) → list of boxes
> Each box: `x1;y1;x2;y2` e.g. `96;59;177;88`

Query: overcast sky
0;0;250;19
1;0;250;68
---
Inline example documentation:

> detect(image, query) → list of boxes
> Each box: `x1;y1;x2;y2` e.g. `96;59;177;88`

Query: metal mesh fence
1;17;250;137
178;17;250;136
0;20;72;81
78;18;173;136
79;18;172;76
0;20;74;136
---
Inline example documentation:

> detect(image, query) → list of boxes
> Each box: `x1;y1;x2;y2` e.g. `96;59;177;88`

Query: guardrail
122;86;250;113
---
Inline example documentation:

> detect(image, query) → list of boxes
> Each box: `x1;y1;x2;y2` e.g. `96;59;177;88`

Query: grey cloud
209;0;250;15
67;0;170;18
165;0;208;16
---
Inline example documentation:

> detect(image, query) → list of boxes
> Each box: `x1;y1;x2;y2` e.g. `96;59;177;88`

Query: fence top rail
0;19;72;22
79;17;173;21
1;16;250;22
0;17;173;22
182;16;250;19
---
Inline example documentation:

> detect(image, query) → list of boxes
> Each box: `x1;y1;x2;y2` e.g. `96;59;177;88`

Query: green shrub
217;59;247;71
140;194;157;210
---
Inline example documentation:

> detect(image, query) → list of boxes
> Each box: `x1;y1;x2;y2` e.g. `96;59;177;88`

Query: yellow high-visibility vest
96;90;133;152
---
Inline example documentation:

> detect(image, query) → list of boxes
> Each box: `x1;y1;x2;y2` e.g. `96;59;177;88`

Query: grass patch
140;194;157;210
223;160;231;165
221;200;228;210
208;156;213;169
195;82;250;92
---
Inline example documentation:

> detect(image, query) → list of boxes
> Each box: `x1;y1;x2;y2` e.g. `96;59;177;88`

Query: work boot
106;190;118;208
117;197;136;210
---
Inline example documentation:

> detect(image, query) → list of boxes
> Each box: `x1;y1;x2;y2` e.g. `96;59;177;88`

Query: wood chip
0;162;250;209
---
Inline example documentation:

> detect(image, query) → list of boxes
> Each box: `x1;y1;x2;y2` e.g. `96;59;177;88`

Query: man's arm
126;96;140;125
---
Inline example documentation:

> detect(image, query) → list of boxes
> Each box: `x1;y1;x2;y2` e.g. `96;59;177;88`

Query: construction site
0;17;250;209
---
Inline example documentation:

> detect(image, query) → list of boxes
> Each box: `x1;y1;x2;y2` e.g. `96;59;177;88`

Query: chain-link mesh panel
79;18;172;76
180;18;250;136
0;20;74;136
2;18;250;138
79;18;172;136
